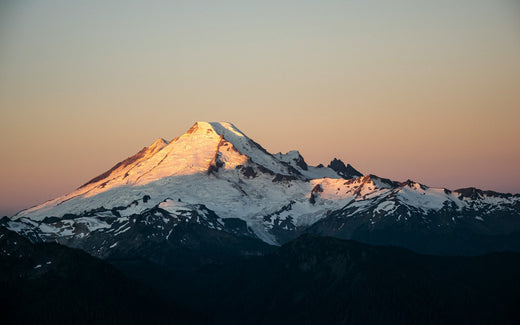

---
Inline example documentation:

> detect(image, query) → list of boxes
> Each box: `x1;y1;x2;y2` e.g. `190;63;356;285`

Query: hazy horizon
1;0;519;216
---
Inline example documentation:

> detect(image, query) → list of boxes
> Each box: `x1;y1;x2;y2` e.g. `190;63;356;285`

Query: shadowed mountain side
0;227;210;325
113;235;520;325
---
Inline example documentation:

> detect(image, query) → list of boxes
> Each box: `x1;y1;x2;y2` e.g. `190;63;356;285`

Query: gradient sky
1;0;519;216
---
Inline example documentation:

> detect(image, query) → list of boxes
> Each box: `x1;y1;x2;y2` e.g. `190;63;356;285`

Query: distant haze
1;0;519;216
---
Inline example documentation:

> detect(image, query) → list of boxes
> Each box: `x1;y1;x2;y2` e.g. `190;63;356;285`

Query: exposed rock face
327;158;363;179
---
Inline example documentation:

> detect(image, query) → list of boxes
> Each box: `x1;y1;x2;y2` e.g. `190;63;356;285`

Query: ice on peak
187;121;246;139
209;122;244;137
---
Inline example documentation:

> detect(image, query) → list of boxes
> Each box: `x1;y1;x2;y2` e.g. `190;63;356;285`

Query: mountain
3;121;520;258
0;226;205;324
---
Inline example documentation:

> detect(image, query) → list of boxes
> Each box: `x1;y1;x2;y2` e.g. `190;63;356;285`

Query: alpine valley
2;121;520;324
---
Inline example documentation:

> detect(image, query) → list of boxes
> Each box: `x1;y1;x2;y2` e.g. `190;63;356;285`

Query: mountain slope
3;199;274;268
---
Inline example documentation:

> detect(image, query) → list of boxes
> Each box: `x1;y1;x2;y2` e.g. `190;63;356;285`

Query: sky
1;0;519;216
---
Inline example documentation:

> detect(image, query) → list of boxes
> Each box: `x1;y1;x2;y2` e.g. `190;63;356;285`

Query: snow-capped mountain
3;121;520;256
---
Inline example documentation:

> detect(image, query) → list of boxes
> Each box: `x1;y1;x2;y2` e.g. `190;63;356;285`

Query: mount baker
4;121;520;257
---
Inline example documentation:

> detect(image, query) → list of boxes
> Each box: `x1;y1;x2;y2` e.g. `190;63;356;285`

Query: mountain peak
150;137;169;147
327;158;363;179
274;150;309;171
186;121;245;139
